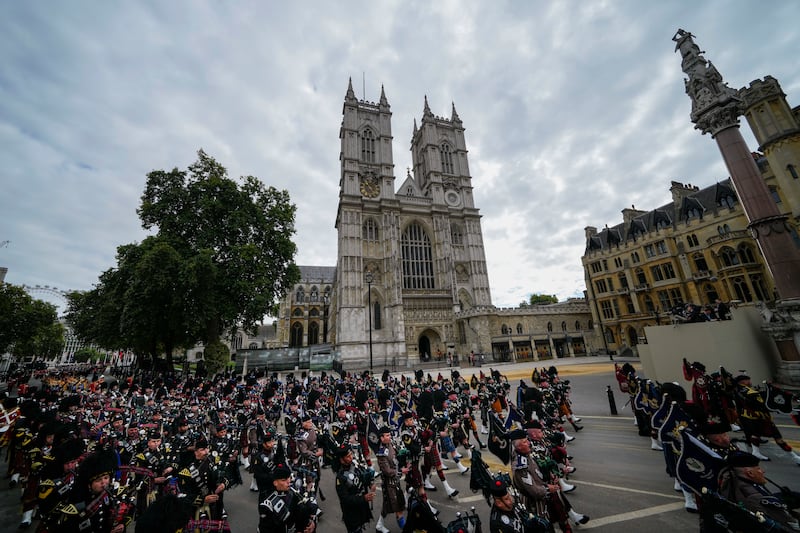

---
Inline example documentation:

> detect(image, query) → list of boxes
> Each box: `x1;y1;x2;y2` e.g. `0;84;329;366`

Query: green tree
138;150;300;352
0;283;63;359
528;293;559;306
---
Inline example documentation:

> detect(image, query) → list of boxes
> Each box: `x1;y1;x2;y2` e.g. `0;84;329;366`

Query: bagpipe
698;487;795;533
445;507;483;533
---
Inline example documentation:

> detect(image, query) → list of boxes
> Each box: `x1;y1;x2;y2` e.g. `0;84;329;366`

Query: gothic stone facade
274;82;595;367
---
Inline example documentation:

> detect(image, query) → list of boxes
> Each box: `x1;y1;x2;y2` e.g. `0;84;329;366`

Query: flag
389;399;403;430
407;393;416;414
487;412;509;464
505;402;523;430
650;394;670;432
366;415;381;454
658;401;697;450
765;383;795;414
676;429;724;496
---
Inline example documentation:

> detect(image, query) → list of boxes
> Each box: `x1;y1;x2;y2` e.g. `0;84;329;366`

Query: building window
732;276;753;302
516;323;523;334
643;295;655;313
308;322;319;345
657;290;672;311
591;261;603;274
631;251;640;264
614;257;623;268
769;186;782;204
290;322;304;347
588;319;593;330
656;240;668;255
602;259;609;270
738;244;756;264
719;195;736;209
693;253;709;272
361;128;376;163
401;223;435;289
501;324;509;335
644;244;655;258
788;164;799;179
310;287;319;302
451;223;464;246
604;327;615;344
720;247;740;267
749;274;768;302
547;322;553;332
687;234;699;247
440;143;454;174
636;268;647;285
600;301;614;319
373;301;382;330
618;272;628;288
295;287;305;303
363;218;379;241
309;308;320;317
686;208;701;221
703;283;719;303
651;265;665;282
575;320;581;331
668;288;683;306
561;321;567;332
407;187;414;196
595;279;608;293
292;308;303;317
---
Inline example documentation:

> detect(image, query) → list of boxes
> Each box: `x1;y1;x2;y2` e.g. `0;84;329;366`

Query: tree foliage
66;150;299;375
523;293;559;307
0;283;63;358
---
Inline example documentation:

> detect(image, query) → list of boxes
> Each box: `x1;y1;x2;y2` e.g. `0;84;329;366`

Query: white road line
570;480;682;500
579;501;686;529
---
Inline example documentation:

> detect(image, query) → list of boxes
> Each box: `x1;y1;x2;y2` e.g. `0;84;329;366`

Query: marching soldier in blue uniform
258;462;317;533
334;444;375;533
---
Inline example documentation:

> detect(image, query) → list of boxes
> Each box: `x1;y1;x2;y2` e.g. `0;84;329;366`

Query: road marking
579;501;686;529
570;480;682;500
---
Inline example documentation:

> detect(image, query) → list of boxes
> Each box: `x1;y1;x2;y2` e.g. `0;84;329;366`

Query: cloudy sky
2;1;799;316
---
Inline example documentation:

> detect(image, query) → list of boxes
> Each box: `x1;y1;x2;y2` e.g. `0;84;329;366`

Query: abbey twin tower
274;81;594;368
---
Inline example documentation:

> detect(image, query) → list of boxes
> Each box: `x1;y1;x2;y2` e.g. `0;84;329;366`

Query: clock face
360;175;380;198
445;190;461;207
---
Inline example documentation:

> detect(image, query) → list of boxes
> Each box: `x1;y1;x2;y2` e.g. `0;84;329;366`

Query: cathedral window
401;223;435;289
749;274;768;301
516;323;523;334
450;223;464;246
310;286;319;302
406;187;414;196
295;287;305;303
547;322;553;332
363;218;379;241
561;321;567;332
720;246;740;267
373;301;382;330
361;128;376;163
732;276;753;302
308;322;319;345
290;322;304;347
440;143;454;174
738;244;756;264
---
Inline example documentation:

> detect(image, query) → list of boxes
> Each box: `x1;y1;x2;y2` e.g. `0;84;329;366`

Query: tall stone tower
673;29;800;383
334;82;492;366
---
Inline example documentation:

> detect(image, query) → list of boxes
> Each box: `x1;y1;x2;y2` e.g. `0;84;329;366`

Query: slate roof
585;179;739;254
298;265;336;283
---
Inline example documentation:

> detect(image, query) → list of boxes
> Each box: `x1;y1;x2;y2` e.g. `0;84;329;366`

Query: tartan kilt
381;476;406;514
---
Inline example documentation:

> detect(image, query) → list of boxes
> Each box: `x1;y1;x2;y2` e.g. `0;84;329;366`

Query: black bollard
607;385;618;415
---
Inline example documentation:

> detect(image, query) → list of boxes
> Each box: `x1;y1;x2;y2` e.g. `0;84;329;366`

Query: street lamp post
322;294;329;343
365;272;374;372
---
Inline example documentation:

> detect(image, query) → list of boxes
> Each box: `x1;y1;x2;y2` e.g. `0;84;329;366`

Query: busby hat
489;477;509;497
727;450;760;468
335;443;352;458
147;429;163;440
273;463;292;479
699;418;732;435
54;438;85;464
78;449;117;483
507;429;527;441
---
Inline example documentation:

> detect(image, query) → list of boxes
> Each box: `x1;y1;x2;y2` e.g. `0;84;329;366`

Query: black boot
570;419;583;432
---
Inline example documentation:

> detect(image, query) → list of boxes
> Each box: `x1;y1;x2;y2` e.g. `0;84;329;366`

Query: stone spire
413;118;418;134
345;77;357;102
423;95;433;118
451;102;461;124
379;84;389;107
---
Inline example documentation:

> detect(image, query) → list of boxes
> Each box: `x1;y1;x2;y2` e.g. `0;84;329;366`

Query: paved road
2;358;798;532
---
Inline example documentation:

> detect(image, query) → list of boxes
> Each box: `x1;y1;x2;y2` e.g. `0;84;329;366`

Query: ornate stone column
673;29;800;383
